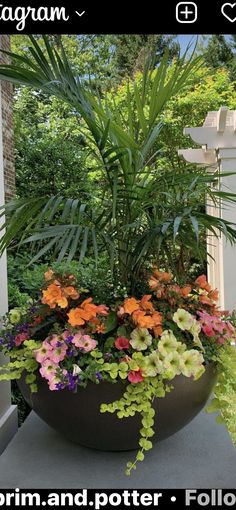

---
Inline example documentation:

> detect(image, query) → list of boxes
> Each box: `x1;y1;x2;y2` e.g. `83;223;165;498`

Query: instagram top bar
0;1;234;34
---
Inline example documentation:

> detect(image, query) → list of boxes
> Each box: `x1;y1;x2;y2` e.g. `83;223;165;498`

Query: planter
18;363;217;451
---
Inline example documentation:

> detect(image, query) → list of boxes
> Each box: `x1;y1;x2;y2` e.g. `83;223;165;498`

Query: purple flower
65;335;74;344
55;382;65;391
96;372;103;381
67;348;76;357
66;373;80;391
17;323;29;332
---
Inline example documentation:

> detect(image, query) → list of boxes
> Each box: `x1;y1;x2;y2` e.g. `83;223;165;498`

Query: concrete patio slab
0;410;235;489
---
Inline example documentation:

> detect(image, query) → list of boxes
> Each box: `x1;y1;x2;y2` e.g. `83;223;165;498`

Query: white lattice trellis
179;106;236;311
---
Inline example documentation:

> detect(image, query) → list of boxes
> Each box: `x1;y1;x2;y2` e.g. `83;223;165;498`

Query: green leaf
103;337;115;352
117;326;128;337
104;311;118;333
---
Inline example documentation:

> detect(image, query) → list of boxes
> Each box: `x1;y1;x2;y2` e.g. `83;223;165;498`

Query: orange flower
96;323;106;334
67;307;89;326
67;298;100;327
80;298;98;319
148;275;159;291
132;310;155;328
123;297;140;315
64;286;80;300
208;289;219;302
42;283;68;309
153;325;163;337
195;275;211;292
132;309;162;329
199;295;213;306
152;311;162;326
57;296;69;308
156;285;166;299
153;270;172;282
140;295;154;312
180;285;192;297
44;269;54;281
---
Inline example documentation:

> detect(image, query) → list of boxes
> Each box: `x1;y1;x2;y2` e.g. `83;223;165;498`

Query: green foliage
112;35;178;79
204;35;233;70
206;345;236;444
7;254;114;305
0;340;39;392
201;35;236;81
14;88;91;199
159;66;236;169
11;34;179;86
109;65;236;279
1;37;236;292
101;378;167;475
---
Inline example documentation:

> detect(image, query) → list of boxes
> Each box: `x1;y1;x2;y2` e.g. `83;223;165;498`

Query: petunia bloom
39;360;58;381
15;332;29;347
173;308;194;331
128;369;144;383
130;328;152;351
115;336;130;350
158;330;178;356
72;334;97;352
34;341;53;363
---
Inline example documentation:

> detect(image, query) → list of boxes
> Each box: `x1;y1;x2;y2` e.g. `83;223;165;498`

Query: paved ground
0;410;235;489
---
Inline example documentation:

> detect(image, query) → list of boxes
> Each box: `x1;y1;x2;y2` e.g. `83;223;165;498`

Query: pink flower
115;336;130;350
34;341;53;363
217;337;225;345
62;330;71;340
48;376;61;391
47;369;67;391
72;334;97;352
39;360;58;381
117;306;125;318
128;369;144;383
71;331;83;344
48;341;68;363
15;332;29;347
202;325;215;337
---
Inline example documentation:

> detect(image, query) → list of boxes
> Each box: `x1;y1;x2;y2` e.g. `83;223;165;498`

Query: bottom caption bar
0;489;235;508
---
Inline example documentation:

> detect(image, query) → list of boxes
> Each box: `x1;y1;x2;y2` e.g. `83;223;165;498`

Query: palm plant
0;36;236;293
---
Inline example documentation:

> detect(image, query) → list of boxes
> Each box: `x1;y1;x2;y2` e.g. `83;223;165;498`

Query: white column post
218;148;236;311
0;82;17;454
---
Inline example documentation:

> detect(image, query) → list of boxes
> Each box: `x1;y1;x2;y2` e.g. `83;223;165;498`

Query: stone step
0;410;235;489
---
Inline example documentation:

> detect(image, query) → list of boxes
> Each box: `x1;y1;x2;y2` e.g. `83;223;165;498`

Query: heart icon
221;3;236;22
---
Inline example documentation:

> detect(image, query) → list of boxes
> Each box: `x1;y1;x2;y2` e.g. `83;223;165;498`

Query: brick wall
0;35;15;201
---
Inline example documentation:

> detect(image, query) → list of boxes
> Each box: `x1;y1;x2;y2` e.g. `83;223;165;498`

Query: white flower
163;351;181;379
179;349;205;379
189;319;205;351
158;330;178;356
173;308;194;331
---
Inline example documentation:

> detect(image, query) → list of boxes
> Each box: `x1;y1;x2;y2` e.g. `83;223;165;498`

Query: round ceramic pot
18;363;217;451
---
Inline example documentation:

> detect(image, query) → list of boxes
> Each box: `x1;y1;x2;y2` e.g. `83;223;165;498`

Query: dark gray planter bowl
18;363;217;451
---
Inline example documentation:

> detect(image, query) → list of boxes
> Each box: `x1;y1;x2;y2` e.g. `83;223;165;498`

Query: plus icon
176;2;198;23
